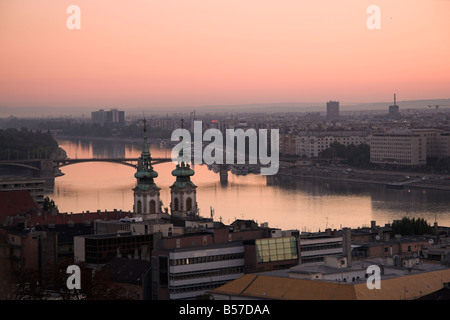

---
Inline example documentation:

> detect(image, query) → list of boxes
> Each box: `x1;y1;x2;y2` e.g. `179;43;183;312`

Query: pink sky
1;0;449;109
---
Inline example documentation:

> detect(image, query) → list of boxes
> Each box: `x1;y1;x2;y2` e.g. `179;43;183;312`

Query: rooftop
210;261;450;300
0;190;41;218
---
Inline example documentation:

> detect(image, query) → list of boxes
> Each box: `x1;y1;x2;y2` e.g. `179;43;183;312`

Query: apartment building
0;178;46;208
295;131;368;158
369;132;427;166
412;129;450;159
369;129;450;166
91;109;125;126
326;101;340;121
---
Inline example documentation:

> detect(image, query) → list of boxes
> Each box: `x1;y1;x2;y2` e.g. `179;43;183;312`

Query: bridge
0;156;297;184
0;157;174;180
54;157;173;169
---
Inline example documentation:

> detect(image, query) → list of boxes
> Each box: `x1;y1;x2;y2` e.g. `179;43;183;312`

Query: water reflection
48;139;450;232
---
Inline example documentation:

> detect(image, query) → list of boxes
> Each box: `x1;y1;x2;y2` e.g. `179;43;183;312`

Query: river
46;138;450;232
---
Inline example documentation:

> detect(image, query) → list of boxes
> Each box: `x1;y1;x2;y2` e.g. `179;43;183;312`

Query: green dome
171;163;195;177
135;170;158;179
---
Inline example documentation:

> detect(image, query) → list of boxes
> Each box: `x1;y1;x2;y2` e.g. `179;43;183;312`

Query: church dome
135;170;158;179
171;162;195;177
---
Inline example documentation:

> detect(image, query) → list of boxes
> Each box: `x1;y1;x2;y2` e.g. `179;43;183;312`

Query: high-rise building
91;108;125;126
326;101;339;121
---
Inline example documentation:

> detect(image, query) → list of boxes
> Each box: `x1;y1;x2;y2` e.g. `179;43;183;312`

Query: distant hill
2;98;450;117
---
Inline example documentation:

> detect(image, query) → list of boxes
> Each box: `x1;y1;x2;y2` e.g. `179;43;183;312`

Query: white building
295;132;368;158
369;129;450;166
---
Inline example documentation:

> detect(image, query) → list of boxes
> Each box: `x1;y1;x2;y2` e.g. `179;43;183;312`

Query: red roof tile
0;190;41;217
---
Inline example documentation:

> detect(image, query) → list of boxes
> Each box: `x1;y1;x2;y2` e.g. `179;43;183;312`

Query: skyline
1;1;450;109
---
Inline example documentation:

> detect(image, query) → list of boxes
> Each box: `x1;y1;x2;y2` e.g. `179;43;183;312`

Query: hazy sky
1;0;449;109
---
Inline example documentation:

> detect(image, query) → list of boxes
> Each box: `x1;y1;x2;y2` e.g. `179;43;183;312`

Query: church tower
133;120;162;220
170;124;198;219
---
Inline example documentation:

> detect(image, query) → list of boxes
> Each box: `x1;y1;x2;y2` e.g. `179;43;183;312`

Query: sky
0;0;449;110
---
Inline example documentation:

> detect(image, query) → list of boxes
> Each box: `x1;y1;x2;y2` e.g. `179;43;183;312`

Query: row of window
169;282;226;295
300;243;342;252
170;252;244;266
169;267;244;282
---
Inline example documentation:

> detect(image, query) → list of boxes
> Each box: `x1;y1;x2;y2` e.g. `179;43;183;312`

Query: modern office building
152;241;246;300
74;231;153;265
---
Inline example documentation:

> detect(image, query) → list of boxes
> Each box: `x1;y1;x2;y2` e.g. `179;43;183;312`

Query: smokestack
394;93;396;106
342;228;352;268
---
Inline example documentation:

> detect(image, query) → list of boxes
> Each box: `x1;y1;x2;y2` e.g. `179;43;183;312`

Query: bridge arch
57;160;138;169
0;163;41;171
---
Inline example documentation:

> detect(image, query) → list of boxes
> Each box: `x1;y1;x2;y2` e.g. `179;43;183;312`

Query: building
299;234;343;264
326;101;339;122
74;231;153;265
411;129;450;159
91;109;125;126
152;241;246;300
295;131;368;158
169;150;198;220
0;178;46;208
369;131;427;166
105;257;152;300
388;94;400;119
133;124;163;220
1;226;58;288
369;129;450;166
150;225;299;300
0;190;42;226
243;236;300;272
209;257;450;300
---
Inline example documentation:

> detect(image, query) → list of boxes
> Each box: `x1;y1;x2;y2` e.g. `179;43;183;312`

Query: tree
43;197;58;213
319;142;371;167
391;217;434;236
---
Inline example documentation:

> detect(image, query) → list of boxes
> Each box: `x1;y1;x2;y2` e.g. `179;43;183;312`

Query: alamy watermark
65;5;381;31
66;265;81;290
171;121;279;175
366;265;381;290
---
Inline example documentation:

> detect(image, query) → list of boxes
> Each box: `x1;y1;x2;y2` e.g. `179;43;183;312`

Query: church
132;121;198;221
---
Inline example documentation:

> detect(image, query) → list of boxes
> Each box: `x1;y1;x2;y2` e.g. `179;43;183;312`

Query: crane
427;104;450;110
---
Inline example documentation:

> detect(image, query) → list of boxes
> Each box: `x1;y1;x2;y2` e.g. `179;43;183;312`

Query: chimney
342;228;352;268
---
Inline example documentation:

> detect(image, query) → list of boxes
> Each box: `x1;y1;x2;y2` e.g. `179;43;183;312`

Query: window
137;200;142;214
159;256;169;287
149;200;156;214
186;198;192;211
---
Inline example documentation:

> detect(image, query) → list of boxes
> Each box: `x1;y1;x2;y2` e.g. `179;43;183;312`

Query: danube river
47;138;450;232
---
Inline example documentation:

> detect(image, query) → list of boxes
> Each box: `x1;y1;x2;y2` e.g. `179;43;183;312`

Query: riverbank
277;165;450;191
